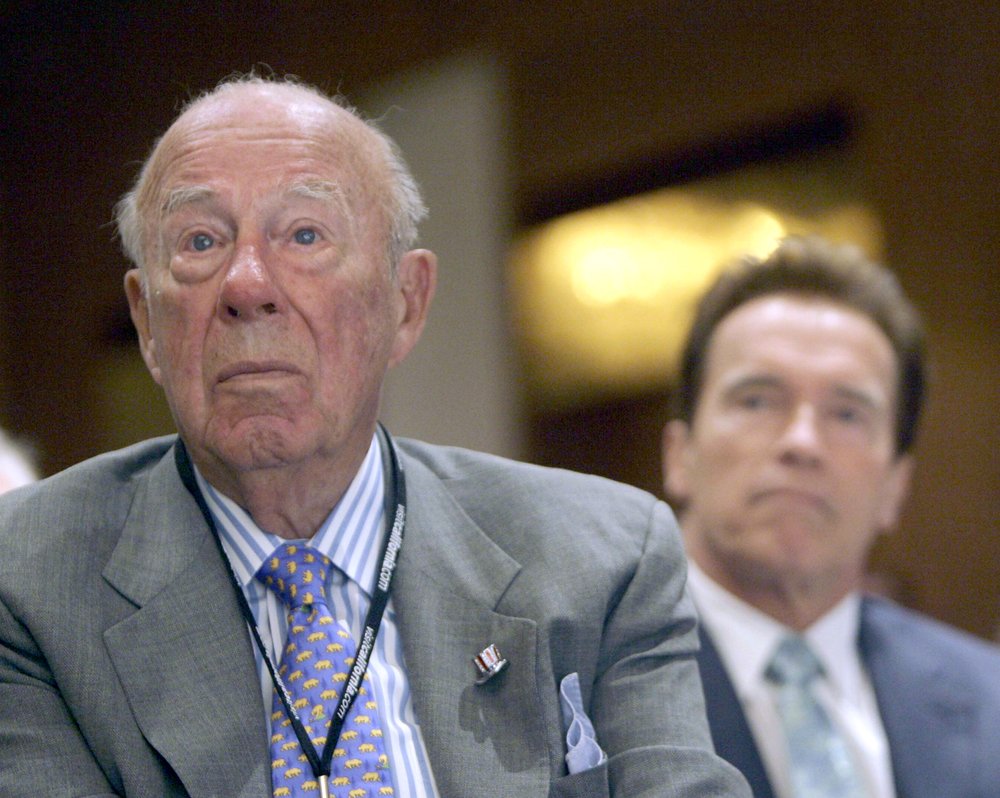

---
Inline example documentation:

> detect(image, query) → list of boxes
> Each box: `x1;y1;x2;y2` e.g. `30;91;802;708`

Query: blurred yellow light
507;152;884;410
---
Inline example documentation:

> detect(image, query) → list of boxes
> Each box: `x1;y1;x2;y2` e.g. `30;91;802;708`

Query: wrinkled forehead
139;83;388;222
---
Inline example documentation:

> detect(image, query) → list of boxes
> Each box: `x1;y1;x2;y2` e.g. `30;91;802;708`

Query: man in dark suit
661;236;1000;798
0;75;749;798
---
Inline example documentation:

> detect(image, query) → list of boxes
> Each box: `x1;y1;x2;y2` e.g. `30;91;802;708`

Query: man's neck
687;543;857;633
730;577;847;632
195;446;371;540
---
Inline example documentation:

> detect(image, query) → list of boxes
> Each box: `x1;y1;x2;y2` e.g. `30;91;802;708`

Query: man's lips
216;360;301;383
749;487;833;514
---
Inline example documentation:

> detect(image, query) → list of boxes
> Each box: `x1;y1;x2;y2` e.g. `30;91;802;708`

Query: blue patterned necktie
256;543;395;798
765;635;866;798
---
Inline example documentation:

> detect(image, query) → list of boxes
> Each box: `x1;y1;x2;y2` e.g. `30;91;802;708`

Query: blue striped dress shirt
195;434;439;797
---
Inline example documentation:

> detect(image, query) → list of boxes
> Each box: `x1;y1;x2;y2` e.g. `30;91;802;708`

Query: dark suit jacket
0;435;748;798
697;596;1000;798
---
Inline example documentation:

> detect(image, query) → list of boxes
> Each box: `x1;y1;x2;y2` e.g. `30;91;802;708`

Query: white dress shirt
687;562;896;798
196;434;439;798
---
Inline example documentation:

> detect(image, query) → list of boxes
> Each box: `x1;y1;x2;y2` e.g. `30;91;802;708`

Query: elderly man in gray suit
0;76;748;798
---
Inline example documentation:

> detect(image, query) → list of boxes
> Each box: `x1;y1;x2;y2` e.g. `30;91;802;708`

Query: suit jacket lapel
102;444;270;798
860;599;977;798
697;628;775;798
392;450;553;797
698;598;982;798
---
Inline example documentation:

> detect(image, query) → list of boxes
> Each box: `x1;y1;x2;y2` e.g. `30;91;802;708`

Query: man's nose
776;403;824;466
218;241;281;320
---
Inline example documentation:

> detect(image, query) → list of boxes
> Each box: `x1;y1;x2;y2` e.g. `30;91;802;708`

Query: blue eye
191;233;214;252
294;228;317;245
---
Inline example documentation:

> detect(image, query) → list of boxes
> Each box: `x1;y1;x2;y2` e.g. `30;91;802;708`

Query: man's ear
124;269;162;385
877;453;914;533
389;248;437;367
662;419;693;505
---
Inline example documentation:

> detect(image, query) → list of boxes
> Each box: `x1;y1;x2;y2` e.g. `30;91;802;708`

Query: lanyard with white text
175;424;406;794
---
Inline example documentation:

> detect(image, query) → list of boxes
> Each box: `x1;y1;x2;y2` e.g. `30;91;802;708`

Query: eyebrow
285;179;344;203
723;374;884;410
157;180;355;232
161;185;216;218
284;180;353;222
830;384;884;411
721;374;784;396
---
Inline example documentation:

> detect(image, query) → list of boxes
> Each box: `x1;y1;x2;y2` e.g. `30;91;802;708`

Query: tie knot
766;635;823;687
255;543;331;610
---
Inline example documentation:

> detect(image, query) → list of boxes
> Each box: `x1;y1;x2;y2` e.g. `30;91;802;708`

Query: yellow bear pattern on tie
257;543;394;798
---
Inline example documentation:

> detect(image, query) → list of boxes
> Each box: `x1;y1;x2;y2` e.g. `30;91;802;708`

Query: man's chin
723;537;832;587
199;421;309;474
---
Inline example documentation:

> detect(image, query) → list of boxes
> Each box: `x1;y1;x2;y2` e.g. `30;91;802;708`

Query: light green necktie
766;635;867;798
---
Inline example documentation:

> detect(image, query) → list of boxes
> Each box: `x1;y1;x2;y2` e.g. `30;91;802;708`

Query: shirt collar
687;560;863;701
196;434;386;596
803;590;863;701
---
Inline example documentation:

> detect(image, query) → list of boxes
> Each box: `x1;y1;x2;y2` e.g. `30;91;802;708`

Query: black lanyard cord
174;424;406;781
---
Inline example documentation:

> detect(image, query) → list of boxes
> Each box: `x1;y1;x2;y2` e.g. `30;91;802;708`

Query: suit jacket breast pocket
549;760;610;798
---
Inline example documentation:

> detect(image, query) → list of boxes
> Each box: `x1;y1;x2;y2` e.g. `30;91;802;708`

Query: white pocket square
559;672;608;774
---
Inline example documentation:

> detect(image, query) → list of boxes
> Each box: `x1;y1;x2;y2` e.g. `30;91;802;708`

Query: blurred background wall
1;1;996;640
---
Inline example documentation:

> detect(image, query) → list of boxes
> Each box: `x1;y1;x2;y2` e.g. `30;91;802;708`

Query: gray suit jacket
697;598;1000;798
0;436;749;798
